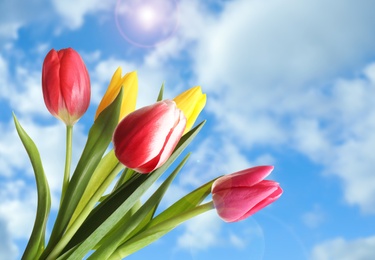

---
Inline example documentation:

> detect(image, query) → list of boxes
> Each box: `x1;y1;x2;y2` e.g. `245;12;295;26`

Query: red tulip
113;100;186;173
212;166;282;222
42;48;90;125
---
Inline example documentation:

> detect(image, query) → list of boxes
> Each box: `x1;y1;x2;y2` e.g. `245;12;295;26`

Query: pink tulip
212;166;282;222
113;100;186;174
42;48;90;125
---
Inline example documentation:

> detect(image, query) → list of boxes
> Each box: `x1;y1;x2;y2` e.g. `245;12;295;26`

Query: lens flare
138;6;157;29
115;0;179;47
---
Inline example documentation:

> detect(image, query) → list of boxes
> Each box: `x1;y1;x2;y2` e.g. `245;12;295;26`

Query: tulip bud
113;100;186;174
173;86;206;134
42;48;90;126
95;67;138;121
212;166;282;222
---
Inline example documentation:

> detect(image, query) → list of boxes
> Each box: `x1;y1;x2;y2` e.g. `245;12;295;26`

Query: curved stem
61;125;73;207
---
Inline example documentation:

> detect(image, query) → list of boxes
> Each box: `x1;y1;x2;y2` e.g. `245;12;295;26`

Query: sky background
1;0;375;259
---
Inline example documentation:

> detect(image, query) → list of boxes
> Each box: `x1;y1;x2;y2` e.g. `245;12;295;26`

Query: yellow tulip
95;67;138;121
173;86;206;134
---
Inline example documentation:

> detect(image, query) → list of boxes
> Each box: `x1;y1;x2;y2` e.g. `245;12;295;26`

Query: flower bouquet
16;47;283;259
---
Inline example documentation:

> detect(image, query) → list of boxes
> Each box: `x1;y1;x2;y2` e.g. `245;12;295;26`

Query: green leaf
111;178;215;258
41;89;123;260
89;154;190;259
68;150;123;228
150;178;216;228
46;155;125;260
127;154;191;238
110;200;215;259
157;82;164;101
64;173;147;252
56;244;78;260
111;167;135;192
13;114;51;260
65;121;206;259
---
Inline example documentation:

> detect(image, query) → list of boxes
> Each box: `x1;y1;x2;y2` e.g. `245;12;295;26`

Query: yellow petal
95;68;138;122
119;71;138;120
95;67;123;120
186;93;206;133
173;86;206;134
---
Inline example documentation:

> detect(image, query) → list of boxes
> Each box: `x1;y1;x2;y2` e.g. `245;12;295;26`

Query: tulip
173;86;206;134
42;48;90;126
95;67;138;121
113;100;186;173
212;166;282;222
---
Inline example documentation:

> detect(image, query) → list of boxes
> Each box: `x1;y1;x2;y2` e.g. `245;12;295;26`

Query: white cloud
0;0;115;41
190;0;375;138
311;236;375;260
0;54;9;98
0;23;21;40
0;180;36;239
170;0;375;213
292;119;331;164
0;121;31;177
195;0;375;91
51;0;115;29
0;0;49;40
290;65;375;213
0;217;18;260
10;67;50;117
177;210;222;250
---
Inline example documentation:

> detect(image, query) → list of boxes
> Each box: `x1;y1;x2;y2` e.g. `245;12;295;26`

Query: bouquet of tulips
15;47;283;260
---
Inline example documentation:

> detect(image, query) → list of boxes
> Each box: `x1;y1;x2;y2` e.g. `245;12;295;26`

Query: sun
137;6;157;29
115;0;179;47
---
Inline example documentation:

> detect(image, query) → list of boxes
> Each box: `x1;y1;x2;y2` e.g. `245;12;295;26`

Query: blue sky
1;0;375;259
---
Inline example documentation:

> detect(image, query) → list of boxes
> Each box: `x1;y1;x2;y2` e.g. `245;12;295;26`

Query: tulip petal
185;93;206;133
240;185;283;221
174;86;206;134
95;68;138;121
153;108;186;170
213;180;280;222
134;106;186;173
42;48;90;125
95;67;123;120
115;102;174;163
113;100;185;173
119;71;138;120
42;50;63;117
212;166;274;193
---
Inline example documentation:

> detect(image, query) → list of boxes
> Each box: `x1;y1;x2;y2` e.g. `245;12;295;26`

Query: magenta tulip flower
113;100;186;174
212;166;282;222
42;48;90;125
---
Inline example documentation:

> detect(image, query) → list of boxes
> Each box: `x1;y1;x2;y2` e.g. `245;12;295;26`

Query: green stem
61;125;73;207
46;163;124;260
144;201;215;234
